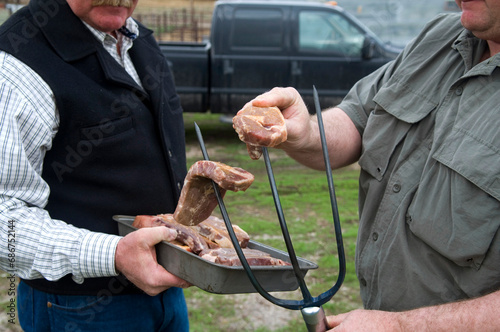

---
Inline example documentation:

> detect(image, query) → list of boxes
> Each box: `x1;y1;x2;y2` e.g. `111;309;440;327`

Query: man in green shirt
238;0;500;330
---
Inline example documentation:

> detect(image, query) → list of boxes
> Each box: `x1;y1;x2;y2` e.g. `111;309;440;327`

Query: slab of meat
173;160;254;226
133;214;249;249
199;248;290;266
133;214;291;267
133;214;210;254
132;215;167;228
232;105;287;160
193;215;249;248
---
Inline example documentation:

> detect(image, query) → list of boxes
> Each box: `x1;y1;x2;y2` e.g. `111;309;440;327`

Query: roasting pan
114;215;318;294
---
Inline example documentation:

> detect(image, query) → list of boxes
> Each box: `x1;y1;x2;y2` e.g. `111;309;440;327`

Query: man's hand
115;226;191;296
326;309;402;331
325;290;500;331
250;87;312;152
246;87;361;170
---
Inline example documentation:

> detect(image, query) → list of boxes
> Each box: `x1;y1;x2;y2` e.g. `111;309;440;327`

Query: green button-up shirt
339;13;500;311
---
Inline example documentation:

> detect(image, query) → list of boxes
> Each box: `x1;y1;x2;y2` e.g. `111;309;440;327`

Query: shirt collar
82;17;140;43
452;28;492;70
119;18;140;40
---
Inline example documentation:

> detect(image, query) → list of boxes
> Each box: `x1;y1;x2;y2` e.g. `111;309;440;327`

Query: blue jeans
17;281;189;332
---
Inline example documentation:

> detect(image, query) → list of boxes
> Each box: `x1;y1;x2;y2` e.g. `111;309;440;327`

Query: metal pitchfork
194;86;346;332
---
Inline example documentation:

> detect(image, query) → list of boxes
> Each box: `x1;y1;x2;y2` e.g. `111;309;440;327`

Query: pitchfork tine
195;122;292;307
262;146;313;302
194;85;346;331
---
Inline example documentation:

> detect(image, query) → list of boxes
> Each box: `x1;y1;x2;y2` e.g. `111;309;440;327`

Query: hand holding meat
115;226;191;296
236;87;361;170
234;87;309;154
232;103;287;159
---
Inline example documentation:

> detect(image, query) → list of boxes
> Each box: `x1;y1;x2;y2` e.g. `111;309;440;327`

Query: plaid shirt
0;18;142;284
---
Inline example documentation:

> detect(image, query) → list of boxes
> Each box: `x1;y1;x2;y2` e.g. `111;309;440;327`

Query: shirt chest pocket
358;78;437;181
407;93;500;270
407;143;500;270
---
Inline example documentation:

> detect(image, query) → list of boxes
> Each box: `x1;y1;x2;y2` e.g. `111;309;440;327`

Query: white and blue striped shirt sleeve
0;52;121;283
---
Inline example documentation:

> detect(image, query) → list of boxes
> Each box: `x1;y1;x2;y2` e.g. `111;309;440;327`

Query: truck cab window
231;8;284;50
299;10;364;57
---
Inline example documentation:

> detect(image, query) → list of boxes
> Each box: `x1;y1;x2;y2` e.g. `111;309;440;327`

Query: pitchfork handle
301;306;328;332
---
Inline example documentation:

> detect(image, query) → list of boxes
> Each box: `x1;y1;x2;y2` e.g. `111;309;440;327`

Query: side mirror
361;37;375;59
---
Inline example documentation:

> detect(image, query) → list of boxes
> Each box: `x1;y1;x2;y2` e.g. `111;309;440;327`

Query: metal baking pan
114;215;318;294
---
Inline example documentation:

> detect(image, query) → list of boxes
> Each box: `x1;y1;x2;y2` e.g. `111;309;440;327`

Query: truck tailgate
160;41;211;113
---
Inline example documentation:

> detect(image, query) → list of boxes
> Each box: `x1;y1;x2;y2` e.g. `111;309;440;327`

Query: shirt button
455;87;463;96
392;183;401;193
168;149;173;158
177;182;182;190
372;232;379;241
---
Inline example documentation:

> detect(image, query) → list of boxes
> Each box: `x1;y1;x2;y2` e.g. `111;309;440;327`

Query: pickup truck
160;0;402;116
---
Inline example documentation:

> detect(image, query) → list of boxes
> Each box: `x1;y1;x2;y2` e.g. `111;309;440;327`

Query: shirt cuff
75;232;122;282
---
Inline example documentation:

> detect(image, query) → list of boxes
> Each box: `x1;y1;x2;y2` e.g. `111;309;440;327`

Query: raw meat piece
194;215;249;248
133;214;249;250
132;214;290;267
173;160;254;226
232;105;287;160
169;240;193;252
132;215;167;228
132;214;209;254
158;215;210;253
199;248;291;266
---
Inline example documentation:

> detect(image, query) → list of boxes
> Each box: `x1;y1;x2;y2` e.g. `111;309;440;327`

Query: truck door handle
223;59;234;75
291;61;302;76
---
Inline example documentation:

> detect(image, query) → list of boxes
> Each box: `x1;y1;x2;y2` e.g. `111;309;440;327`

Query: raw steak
199;248;290;266
132;214;250;251
133;214;290;267
133;214;209;254
232;105;287;160
193;215;249;248
173;161;254;226
132;215;167;228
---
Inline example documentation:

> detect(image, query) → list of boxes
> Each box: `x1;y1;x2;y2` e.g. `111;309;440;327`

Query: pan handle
301;306;328;332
